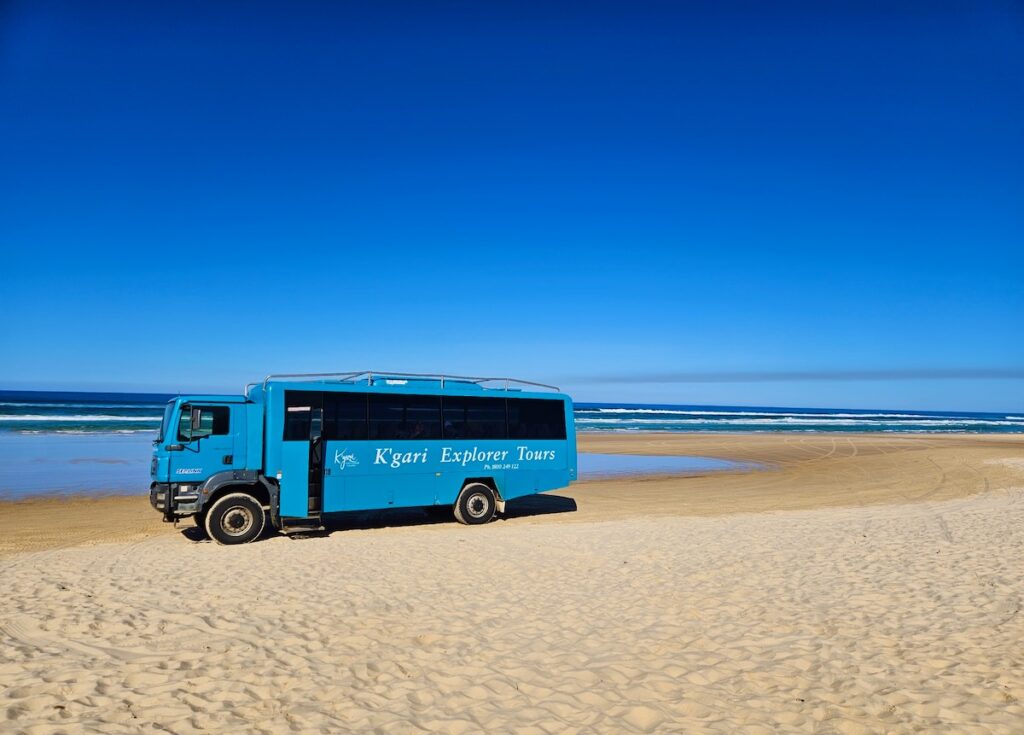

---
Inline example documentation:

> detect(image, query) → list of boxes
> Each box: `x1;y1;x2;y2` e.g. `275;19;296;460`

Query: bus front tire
454;483;496;525
203;492;266;545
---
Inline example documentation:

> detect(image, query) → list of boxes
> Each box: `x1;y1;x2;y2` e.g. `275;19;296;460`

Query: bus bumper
150;483;173;521
150;483;200;522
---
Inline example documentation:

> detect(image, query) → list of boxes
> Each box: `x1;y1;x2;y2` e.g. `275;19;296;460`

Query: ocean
0;391;1020;499
1;390;1022;435
574;403;1024;433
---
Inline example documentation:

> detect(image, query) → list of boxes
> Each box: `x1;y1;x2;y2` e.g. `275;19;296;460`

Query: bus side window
404;395;442;439
370;394;441;440
507;398;567;440
442;397;507;439
178;405;230;442
323;392;369;440
284;390;321;440
442;397;466;439
370;395;404;439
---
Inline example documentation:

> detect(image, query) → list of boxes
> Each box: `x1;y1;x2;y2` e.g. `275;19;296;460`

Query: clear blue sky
1;1;1021;411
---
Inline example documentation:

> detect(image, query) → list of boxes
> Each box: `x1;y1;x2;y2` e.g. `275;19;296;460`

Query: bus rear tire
454;483;496;525
204;492;266;545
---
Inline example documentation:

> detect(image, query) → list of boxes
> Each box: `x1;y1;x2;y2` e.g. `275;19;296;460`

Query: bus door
279;399;323;519
169;404;237;481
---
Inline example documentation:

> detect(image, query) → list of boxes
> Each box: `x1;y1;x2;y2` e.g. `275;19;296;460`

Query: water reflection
578;452;754;480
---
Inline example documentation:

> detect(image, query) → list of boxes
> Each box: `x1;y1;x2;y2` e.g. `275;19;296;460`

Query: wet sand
2;433;1023;733
2;433;1021;557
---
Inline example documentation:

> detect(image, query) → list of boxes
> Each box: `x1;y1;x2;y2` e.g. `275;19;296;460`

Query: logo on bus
334;449;359;470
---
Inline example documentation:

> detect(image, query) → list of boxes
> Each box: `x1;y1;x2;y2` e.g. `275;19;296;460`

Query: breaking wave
0;391;1020;435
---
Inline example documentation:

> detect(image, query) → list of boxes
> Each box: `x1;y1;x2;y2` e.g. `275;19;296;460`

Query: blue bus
150;372;577;544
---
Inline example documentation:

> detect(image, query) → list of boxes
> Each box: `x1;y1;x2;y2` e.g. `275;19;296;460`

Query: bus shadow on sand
179;493;578;543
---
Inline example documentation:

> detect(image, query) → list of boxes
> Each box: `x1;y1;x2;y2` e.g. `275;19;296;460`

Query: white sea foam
0;415;161;422
15;429;158;435
0;402;165;409
576;417;1024;426
575;408;947;419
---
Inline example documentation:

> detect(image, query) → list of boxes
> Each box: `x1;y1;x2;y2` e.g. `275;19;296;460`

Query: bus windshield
156;402;175;443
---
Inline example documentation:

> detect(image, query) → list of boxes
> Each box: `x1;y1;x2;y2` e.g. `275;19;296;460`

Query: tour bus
150;372;577;544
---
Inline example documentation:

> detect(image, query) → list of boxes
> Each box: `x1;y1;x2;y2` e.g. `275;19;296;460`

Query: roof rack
248;371;559;393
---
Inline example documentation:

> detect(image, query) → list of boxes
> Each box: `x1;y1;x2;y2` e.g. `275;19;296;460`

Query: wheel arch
200;473;271;511
462;476;502;500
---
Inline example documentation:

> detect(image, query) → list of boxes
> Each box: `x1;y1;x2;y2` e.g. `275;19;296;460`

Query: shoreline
2;431;1021;557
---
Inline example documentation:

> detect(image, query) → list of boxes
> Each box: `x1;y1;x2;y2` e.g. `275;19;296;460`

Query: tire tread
203;492;266;545
454;482;496;525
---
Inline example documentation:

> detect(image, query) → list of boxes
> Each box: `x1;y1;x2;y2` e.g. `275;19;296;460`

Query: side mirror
178;406;205;443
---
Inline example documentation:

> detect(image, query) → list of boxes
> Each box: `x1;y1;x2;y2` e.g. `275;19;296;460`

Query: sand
2;433;1023;733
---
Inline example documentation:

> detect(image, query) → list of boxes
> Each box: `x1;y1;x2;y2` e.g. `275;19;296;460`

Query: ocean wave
575;417;1024;426
0;402;166;409
580;426;1000;434
15;429;159;435
574;408;956;419
0;415;162;422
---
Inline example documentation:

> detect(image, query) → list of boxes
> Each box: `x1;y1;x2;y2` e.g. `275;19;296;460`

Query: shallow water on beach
0;433;753;500
577;452;752;479
0;433;153;498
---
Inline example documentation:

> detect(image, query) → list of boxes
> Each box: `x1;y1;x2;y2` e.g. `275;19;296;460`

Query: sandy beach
2;433;1024;732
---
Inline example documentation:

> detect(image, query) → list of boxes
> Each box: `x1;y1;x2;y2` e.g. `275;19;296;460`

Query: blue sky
1;1;1022;411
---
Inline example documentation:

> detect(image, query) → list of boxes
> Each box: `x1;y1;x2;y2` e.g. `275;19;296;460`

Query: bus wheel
454;483;496;525
204;492;266;545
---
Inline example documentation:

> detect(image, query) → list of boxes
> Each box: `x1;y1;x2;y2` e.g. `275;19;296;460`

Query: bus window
323;392;368;440
284;390;320;440
369;394;441;440
443;396;507;439
178;405;230;442
507;398;566;439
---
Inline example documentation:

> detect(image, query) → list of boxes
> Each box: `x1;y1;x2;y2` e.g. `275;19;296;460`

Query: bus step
281;517;325;534
283;526;326;538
